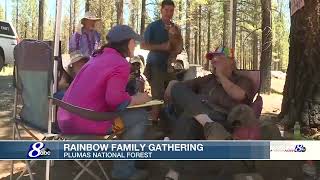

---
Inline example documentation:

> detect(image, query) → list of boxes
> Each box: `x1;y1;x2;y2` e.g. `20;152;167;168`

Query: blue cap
106;25;143;43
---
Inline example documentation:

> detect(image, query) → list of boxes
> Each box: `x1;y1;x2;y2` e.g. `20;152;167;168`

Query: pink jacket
57;48;131;135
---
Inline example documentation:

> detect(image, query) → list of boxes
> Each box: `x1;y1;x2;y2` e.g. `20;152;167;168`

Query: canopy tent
46;0;62;179
51;0;62;131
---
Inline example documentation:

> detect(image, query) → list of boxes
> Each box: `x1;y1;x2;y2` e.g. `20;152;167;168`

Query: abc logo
28;142;51;158
294;144;306;152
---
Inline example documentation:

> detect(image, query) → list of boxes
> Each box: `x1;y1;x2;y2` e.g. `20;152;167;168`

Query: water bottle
294;122;301;140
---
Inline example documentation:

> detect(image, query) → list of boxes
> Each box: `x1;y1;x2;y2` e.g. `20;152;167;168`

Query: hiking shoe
203;122;232;140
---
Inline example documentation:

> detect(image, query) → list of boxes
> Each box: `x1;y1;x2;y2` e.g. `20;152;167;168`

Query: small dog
165;23;183;73
228;104;281;140
227;104;261;140
227;104;257;128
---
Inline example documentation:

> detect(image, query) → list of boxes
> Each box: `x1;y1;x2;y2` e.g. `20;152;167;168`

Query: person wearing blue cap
58;25;150;180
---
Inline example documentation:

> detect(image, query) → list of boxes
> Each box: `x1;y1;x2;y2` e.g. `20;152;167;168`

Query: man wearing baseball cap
69;12;101;56
163;47;255;179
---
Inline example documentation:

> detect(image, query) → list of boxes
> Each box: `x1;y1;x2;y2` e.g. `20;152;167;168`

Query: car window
0;22;15;36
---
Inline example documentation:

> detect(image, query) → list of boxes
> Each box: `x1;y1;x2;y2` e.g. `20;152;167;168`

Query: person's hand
164;80;179;102
129;73;136;80
213;60;227;79
160;41;171;51
134;92;152;104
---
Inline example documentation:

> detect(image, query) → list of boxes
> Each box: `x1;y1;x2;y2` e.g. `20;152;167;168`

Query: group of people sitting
54;1;280;179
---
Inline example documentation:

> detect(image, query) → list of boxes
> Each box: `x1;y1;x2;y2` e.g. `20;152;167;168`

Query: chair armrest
49;97;119;121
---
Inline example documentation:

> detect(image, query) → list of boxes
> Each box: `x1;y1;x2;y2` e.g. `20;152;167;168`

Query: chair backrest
14;39;53;131
236;70;263;118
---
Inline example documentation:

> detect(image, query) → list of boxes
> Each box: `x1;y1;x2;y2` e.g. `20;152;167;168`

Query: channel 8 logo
294;144;306;152
27;142;51;158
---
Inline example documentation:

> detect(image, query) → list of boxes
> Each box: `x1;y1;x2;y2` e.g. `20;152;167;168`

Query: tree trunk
280;0;320;130
140;0;146;34
239;26;243;69
179;0;183;21
207;8;211;53
72;0;76;34
194;14;198;65
16;0;19;34
194;33;198;64
198;5;202;65
99;0;102;18
185;0;191;62
110;4;115;27
38;0;44;40
260;0;272;94
116;0;124;25
85;0;90;12
24;21;27;38
230;0;237;51
223;0;231;47
130;1;136;30
252;32;258;69
69;0;72;37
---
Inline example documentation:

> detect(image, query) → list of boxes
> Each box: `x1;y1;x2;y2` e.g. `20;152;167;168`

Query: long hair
92;39;131;58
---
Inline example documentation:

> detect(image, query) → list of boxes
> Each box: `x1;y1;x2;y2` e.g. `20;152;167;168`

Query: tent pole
46;1;62;179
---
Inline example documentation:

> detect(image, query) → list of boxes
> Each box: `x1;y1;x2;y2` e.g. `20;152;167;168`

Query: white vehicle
0;21;19;70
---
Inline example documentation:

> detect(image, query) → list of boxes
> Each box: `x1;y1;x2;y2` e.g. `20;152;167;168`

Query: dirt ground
0;67;306;180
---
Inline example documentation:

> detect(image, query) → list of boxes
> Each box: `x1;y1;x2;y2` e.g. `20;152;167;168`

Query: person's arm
130;92;151;106
218;75;248;102
58;71;72;90
140;23;170;51
140;42;170;51
95;31;101;49
105;64;132;110
69;32;80;53
164;75;212;101
175;26;184;54
183;75;213;92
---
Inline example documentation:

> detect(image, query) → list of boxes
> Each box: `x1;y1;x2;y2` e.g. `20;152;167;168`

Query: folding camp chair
10;39;123;180
10;39;56;180
49;97;122;180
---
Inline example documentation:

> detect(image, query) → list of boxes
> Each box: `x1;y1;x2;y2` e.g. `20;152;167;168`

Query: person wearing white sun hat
69;11;101;56
55;50;89;100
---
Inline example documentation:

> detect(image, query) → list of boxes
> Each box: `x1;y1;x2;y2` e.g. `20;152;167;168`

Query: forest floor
0;66;306;180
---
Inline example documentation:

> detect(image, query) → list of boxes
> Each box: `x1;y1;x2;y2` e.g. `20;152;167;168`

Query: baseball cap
106;25;143;43
206;47;235;60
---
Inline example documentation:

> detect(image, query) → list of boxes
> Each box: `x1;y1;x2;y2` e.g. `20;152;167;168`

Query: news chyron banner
0;140;317;160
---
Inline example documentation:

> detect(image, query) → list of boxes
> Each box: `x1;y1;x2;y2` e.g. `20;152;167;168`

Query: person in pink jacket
58;25;150;180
